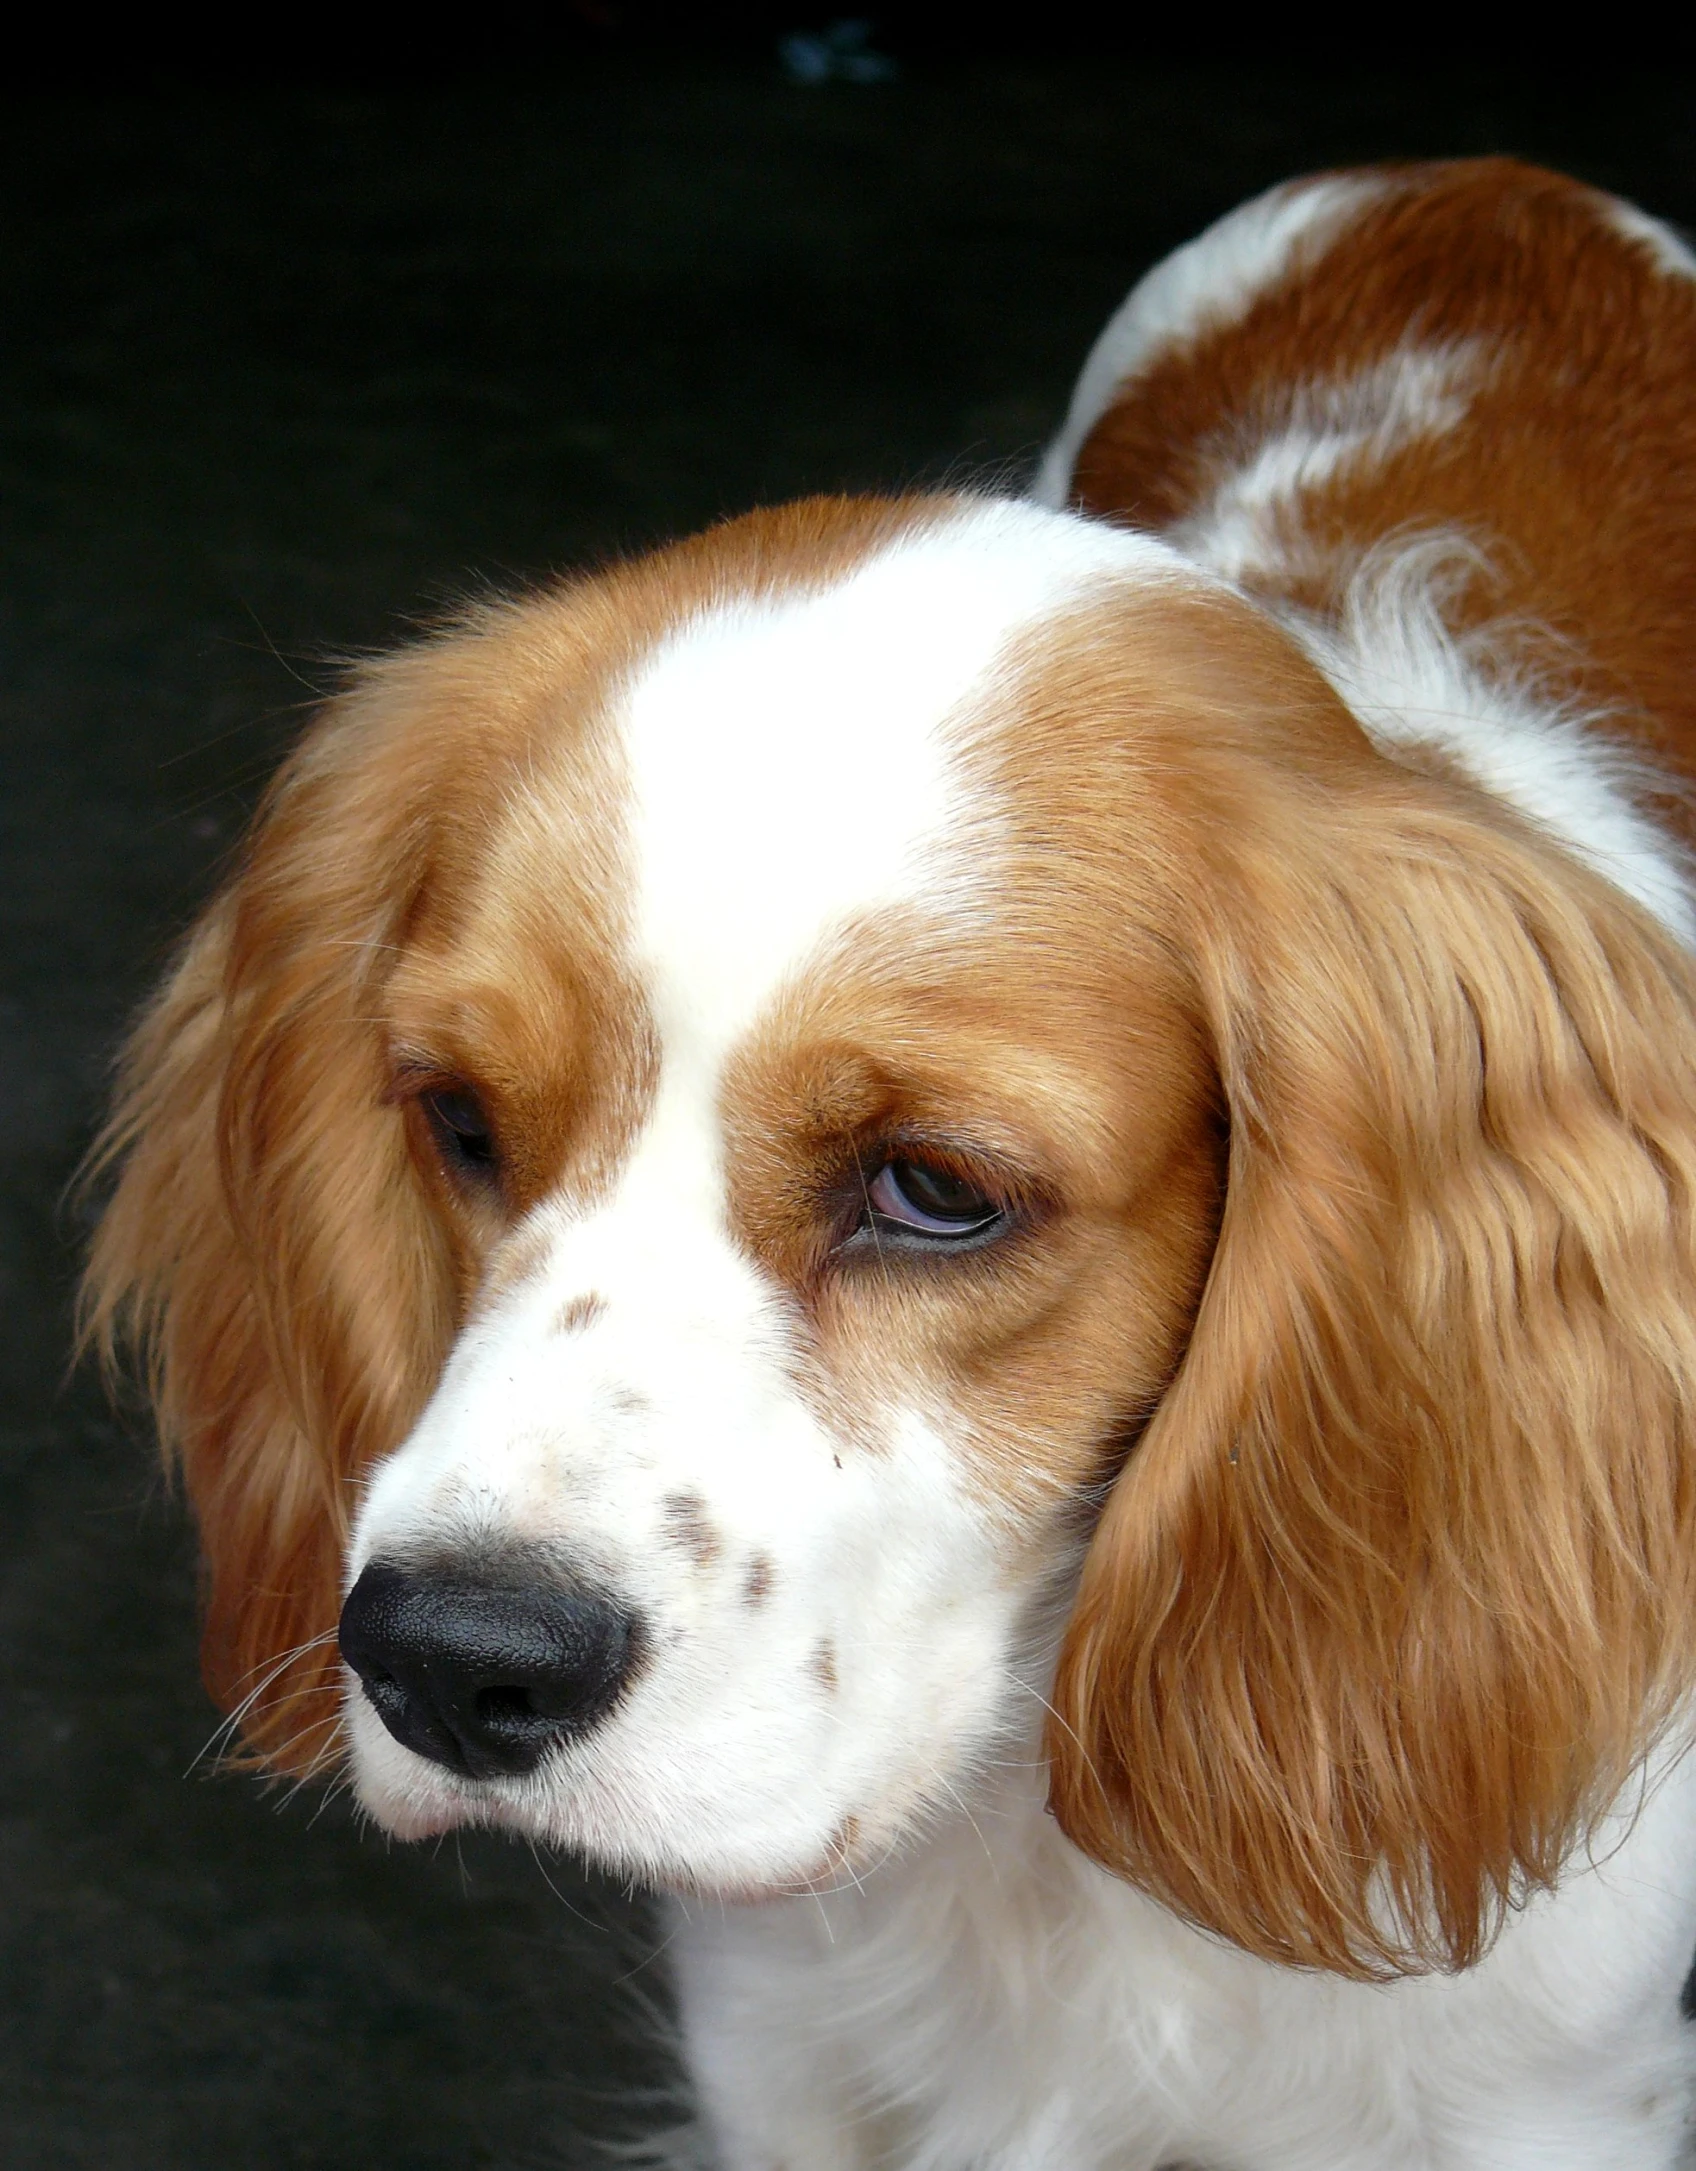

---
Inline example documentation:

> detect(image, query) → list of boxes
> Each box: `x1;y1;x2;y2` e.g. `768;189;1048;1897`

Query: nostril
475;1684;537;1727
339;1558;640;1781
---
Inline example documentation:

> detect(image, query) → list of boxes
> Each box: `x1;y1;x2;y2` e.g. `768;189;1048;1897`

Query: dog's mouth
340;1666;887;1900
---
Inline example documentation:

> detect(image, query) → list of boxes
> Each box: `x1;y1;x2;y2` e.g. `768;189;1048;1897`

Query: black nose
338;1559;638;1780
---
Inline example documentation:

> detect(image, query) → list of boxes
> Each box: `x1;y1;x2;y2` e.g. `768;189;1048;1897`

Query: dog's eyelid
383;1045;456;1101
383;1049;481;1107
855;1128;1047;1211
824;1132;1052;1261
384;1062;502;1184
382;1068;441;1109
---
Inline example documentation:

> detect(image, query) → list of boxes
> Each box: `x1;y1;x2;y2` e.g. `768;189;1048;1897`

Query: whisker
273;1714;351;1805
1001;1668;1108;1811
526;1839;612;1935
188;1627;340;1776
610;1917;683;1989
932;1771;1001;1887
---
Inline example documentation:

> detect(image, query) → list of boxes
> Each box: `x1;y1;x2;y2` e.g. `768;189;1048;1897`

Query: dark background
5;31;1696;2169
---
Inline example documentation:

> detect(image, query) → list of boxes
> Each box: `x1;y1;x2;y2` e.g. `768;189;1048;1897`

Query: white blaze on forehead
618;501;1187;1068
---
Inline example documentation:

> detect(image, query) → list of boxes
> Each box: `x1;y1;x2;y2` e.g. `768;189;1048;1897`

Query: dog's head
86;494;1696;1977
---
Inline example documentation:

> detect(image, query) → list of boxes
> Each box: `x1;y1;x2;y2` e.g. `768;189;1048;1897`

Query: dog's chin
657;1849;872;1908
347;1731;872;1898
363;1786;860;1902
360;1792;468;1843
619;1800;899;1905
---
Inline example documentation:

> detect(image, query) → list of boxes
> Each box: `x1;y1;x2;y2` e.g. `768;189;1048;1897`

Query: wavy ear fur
1051;727;1696;1979
80;660;462;1771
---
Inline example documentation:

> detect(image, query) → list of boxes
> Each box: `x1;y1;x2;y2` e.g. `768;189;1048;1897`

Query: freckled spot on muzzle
661;1490;723;1569
552;1291;607;1336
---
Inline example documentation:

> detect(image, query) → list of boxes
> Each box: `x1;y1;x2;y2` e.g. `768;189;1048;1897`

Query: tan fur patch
717;593;1237;1537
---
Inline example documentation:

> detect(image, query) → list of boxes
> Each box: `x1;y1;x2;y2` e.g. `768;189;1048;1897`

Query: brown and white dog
87;160;1696;2167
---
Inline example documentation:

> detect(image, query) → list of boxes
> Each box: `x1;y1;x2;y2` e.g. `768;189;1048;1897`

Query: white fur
1604;197;1696;282
677;1739;1696;2171
622;504;1178;1063
1285;532;1696;946
1031;174;1387;510
1168;342;1484;586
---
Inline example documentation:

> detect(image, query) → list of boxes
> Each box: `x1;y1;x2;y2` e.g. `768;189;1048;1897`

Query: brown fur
715;893;1220;1521
1070;158;1696;809
1048;160;1696;1975
662;1492;724;1571
553;1293;608;1337
1036;598;1696;1978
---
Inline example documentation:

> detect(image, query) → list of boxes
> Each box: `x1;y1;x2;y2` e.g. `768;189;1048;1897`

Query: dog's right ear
80;657;465;1772
1047;656;1696;1980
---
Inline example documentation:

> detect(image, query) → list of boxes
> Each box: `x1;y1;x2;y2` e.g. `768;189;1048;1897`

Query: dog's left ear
1049;722;1696;1980
78;655;463;1772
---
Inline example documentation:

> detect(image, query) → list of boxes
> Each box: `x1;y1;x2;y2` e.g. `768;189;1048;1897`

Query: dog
86;158;1696;2167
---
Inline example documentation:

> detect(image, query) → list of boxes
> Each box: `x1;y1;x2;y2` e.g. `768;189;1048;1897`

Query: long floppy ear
80;664;459;1773
1050;744;1696;1979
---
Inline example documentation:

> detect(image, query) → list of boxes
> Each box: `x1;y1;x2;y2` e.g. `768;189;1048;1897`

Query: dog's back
1039;159;1696;807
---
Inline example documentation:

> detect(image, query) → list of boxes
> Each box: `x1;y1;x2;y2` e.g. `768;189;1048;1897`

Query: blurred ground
3;55;1694;2171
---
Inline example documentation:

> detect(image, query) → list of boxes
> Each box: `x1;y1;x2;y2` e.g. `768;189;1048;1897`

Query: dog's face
88;490;1696;1979
343;500;1224;1889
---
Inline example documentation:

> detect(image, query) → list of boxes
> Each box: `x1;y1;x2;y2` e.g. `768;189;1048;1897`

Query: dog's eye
420;1086;498;1180
866;1158;1003;1240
